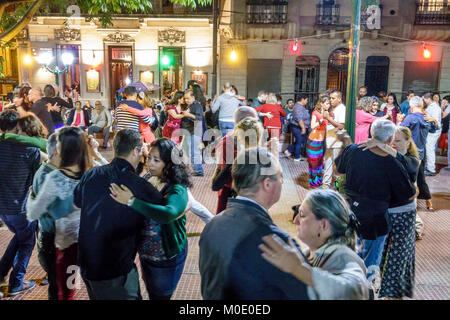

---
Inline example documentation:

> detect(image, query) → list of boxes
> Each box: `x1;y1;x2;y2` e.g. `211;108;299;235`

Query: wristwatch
127;196;135;207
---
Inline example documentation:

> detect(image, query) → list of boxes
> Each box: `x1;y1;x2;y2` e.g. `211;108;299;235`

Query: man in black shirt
0;110;40;296
28;88;54;136
181;90;204;176
74;129;162;300
41;84;72;130
335;119;415;289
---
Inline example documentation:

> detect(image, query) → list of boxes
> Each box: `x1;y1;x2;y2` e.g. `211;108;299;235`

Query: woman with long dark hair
109;138;192;300
382;92;402;124
307;95;329;188
162;91;185;144
26;127;92;300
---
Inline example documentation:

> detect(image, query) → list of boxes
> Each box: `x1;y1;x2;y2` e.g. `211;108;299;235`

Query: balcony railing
246;1;288;24
316;3;382;30
316;3;340;26
415;1;449;24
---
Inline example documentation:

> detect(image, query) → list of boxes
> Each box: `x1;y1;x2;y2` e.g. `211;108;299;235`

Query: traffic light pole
211;0;219;98
344;0;361;142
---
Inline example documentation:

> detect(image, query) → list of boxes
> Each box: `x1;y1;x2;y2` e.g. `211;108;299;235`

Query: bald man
28;88;54;136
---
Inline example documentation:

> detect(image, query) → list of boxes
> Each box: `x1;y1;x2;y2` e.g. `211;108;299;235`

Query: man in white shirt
442;96;450;172
423;92;442;176
323;90;346;188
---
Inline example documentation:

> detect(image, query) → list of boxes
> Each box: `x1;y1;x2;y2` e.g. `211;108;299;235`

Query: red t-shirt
254;104;287;128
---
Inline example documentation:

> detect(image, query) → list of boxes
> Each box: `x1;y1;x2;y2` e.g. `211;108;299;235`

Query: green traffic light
161;54;171;66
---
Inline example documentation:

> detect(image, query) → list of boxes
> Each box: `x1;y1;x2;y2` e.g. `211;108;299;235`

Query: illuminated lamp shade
61;52;74;66
290;41;300;54
24;54;32;65
36;52;53;65
125;77;131;85
423;47;431;59
230;48;237;61
161;54;171;66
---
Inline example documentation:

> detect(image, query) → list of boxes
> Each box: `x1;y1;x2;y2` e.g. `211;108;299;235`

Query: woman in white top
259;189;370;300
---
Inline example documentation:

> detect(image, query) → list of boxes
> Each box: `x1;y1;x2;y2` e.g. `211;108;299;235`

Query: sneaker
192;172;204;177
8;280;36;297
284;150;292;157
293;158;301;162
40;276;49;286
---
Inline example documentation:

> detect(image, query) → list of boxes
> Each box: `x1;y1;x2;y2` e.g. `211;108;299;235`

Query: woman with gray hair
259;189;370;300
355;96;388;144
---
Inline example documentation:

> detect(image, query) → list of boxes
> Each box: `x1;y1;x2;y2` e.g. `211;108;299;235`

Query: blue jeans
189;133;204;174
139;244;188;298
357;235;388;281
219;121;235;137
0;214;37;289
287;125;307;159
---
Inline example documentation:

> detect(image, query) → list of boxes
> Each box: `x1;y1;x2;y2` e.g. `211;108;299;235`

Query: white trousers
323;148;341;187
425;129;441;173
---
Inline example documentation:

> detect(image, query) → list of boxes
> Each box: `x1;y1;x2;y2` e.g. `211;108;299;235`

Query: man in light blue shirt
400;90;414;115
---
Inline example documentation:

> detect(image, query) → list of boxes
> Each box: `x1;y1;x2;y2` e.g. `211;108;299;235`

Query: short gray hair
409;96;424;109
305;189;356;249
370;118;396;143
357;96;372;112
232;147;280;194
234;106;258;124
46;133;58;158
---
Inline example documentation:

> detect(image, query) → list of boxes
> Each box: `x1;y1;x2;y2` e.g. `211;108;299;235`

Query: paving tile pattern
0;145;449;300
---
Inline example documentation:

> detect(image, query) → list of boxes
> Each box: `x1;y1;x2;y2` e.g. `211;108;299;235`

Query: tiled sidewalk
1;153;449;300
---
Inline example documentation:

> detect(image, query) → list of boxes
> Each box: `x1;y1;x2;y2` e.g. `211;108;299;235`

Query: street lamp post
37;50;74;86
344;0;361;142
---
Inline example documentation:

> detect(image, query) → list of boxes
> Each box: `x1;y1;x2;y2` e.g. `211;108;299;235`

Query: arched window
326;48;349;101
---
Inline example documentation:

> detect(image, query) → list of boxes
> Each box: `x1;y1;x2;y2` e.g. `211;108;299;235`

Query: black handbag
346;191;391;240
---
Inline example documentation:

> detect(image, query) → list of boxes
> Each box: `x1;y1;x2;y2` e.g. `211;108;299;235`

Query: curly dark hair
17;113;48;138
150;138;193;188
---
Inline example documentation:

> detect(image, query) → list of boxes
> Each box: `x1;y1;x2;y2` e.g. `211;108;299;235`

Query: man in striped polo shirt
114;86;152;132
0;110;40;297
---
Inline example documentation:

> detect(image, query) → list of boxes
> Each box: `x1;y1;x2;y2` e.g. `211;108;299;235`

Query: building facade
14;1;213;108
4;0;450;108
219;0;450;105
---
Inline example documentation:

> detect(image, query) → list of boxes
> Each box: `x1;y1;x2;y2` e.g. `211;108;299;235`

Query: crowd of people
0;78;449;301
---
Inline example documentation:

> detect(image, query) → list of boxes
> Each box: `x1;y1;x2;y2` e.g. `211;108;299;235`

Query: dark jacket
180;101;203;134
30;99;55;136
199;198;310;300
0;134;41;215
67;109;90;127
74;158;163;281
41;97;72;127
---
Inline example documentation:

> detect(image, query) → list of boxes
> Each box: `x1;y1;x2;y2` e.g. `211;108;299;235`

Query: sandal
426;200;434;211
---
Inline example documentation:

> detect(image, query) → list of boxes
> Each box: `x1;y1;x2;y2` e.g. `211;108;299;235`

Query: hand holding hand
266;112;273;120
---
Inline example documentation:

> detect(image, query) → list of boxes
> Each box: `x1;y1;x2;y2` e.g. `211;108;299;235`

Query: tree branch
0;0;43;44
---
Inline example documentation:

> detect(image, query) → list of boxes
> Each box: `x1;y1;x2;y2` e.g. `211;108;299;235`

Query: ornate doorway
109;46;133;107
326;48;349;102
